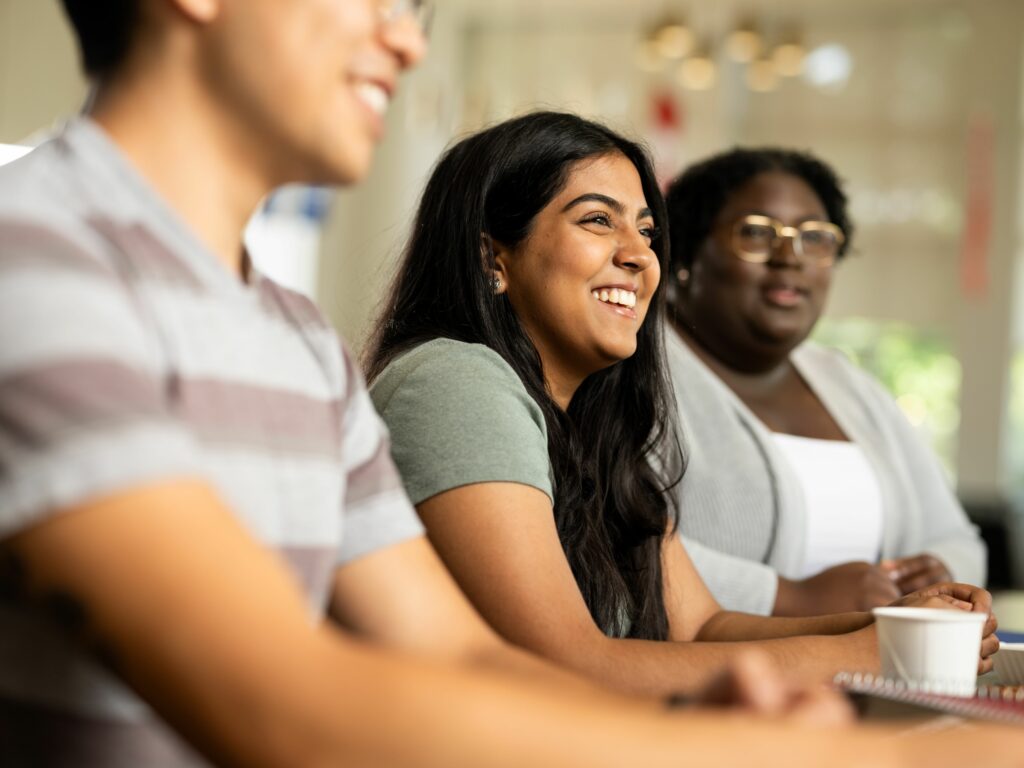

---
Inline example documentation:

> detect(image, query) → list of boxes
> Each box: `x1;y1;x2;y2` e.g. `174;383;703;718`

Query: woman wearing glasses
366;115;994;698
663;148;985;618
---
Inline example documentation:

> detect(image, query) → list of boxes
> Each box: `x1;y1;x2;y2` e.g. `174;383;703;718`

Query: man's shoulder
0;130;81;212
0;132;115;269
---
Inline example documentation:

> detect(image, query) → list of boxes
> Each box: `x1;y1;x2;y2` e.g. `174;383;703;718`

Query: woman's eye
639;225;660;242
582;214;612;227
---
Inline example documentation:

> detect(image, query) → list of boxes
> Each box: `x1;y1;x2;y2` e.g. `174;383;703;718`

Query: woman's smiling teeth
592;288;637;308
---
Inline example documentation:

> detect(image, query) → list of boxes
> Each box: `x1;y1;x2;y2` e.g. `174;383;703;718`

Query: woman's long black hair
365;112;682;640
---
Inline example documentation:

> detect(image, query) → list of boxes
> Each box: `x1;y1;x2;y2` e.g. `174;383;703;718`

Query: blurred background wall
3;0;1024;582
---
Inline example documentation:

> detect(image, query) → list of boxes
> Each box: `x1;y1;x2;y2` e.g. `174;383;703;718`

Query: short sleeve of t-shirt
333;346;425;564
369;339;553;505
0;219;200;537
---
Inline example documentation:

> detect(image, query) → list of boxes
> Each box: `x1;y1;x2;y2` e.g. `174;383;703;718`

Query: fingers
708;652;855;725
860;581;901;610
859;566;901;610
985;611;999;638
889;593;971;611
978;655;994;676
720;651;787;714
908;582;993;615
889;555;952;594
896;567;946;594
786;686;855;727
981;633;1000;661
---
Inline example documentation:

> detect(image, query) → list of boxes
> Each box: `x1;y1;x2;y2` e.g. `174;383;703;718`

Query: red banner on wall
959;112;995;301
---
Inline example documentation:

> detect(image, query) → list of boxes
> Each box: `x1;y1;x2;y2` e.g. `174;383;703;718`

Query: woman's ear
481;233;510;295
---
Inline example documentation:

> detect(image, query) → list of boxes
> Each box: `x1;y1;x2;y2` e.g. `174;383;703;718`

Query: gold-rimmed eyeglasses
379;0;434;35
729;214;845;266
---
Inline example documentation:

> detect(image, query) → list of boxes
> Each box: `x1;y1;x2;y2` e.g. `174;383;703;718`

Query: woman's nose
768;234;802;268
614;233;656;272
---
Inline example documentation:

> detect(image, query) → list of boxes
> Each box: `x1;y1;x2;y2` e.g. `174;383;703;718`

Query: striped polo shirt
0;118;424;765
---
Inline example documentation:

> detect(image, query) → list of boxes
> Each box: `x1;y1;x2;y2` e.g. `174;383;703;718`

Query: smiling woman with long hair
364;111;995;696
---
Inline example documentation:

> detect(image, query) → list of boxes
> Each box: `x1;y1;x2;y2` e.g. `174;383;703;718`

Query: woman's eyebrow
562;195;654;224
561;193;624;214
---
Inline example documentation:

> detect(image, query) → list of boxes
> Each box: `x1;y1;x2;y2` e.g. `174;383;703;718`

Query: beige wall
0;0;86;143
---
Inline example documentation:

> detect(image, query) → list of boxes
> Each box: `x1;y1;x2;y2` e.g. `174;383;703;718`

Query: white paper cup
872;607;987;697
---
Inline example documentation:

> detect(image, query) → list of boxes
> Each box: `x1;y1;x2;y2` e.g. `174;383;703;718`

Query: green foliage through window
812;318;961;478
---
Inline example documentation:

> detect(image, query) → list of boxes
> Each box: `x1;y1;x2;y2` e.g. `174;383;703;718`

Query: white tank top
771;433;885;579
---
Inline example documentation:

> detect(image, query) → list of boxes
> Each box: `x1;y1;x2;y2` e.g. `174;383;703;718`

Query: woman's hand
889;582;998;674
880;554;952;594
775;562;900;616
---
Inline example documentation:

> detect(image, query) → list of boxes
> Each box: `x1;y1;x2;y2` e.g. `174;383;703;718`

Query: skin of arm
772;554;956;617
327;534;619;697
6;479;1022;768
416;481;881;697
881;553;953;594
681;546;998;673
0;478;741;768
774;562;902;615
417;481;997;697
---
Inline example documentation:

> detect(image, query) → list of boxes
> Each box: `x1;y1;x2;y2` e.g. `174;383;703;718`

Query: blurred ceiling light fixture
677;47;717;91
802;43;853;91
725;17;762;63
652;18;694;60
746;58;779;93
772;27;806;77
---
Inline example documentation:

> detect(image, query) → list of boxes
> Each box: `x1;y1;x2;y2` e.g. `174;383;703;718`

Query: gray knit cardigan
665;326;987;615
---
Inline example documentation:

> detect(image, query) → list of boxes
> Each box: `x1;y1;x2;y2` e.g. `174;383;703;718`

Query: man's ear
481;233;510;294
169;0;221;23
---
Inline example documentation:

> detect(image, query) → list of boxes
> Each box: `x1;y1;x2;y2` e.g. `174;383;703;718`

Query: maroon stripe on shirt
0;359;168;454
177;378;342;459
257;276;330;329
0;361;343;460
87;217;204;291
0;219;117;280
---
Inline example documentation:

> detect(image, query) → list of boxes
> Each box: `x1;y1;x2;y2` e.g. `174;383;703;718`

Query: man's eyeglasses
379;0;434;35
729;214;845;266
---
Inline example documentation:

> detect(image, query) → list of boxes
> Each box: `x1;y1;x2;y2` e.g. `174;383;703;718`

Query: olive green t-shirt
370;338;554;505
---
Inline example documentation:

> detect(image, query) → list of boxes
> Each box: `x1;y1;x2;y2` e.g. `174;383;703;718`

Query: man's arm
8;478;689;767
10;479;1024;768
328;534;616;694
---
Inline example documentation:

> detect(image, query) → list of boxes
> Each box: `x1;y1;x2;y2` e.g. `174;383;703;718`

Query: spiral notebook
834;672;1024;725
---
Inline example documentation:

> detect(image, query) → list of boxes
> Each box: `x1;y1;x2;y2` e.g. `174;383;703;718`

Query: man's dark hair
664;147;854;275
59;0;141;78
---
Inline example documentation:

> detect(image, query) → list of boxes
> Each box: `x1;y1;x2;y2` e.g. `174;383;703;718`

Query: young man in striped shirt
0;2;1019;767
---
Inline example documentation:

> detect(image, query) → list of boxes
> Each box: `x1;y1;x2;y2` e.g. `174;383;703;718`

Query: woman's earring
676;267;690;285
491;275;504;294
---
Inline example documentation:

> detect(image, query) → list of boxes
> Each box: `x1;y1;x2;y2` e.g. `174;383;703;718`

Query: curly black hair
664;147;853;276
59;0;141;78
